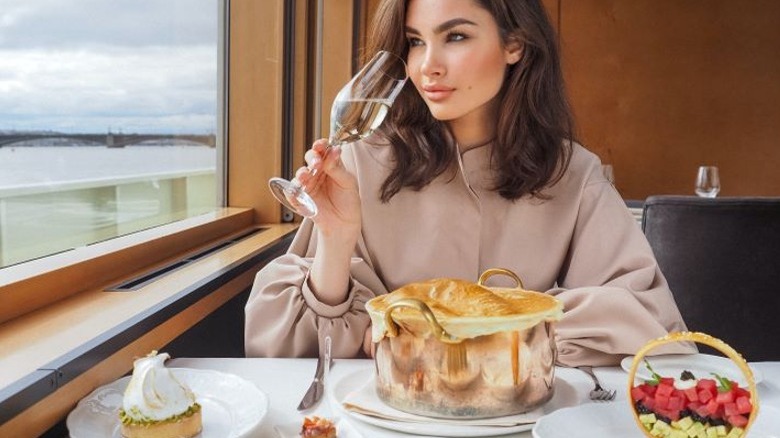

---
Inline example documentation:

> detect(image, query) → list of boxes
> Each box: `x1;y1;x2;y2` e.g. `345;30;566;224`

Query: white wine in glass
695;166;720;198
269;51;407;217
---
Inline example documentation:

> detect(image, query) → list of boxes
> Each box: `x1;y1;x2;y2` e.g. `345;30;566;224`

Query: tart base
120;410;202;438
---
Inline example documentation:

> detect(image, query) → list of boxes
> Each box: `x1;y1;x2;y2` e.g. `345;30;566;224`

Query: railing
0;170;216;267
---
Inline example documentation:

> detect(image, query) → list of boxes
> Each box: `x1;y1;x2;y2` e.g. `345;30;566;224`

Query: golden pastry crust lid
367;274;563;341
369;277;560;317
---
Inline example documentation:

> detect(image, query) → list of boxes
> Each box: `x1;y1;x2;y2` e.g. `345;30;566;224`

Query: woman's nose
419;48;445;78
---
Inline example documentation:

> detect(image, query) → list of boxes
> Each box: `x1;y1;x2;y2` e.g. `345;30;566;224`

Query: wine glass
695;166;720;198
269;51;408;217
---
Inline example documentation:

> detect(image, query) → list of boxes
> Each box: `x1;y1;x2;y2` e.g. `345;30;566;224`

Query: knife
297;335;332;411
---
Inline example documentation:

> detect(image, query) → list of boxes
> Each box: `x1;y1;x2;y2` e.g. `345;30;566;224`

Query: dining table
167;357;780;438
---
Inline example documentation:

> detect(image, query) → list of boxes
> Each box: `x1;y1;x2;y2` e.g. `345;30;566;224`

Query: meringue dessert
119;351;202;438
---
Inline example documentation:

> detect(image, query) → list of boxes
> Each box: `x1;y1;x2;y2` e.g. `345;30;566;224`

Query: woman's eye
406;37;424;47
446;32;467;42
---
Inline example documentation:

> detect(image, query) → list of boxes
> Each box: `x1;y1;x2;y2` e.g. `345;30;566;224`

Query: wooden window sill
0;211;297;436
1;207;263;324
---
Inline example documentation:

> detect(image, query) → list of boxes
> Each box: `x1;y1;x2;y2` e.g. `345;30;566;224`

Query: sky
0;0;218;134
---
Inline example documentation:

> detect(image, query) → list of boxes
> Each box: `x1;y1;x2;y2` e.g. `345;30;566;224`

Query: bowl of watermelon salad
626;332;759;438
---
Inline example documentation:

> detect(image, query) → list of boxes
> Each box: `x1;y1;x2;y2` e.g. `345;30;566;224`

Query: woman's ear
505;36;523;65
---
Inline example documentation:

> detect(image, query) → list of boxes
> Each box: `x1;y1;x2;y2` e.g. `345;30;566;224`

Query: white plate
621;353;763;387
329;368;579;437
67;368;267;438
533;402;780;438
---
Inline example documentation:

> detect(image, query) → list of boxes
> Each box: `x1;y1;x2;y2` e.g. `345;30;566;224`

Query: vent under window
105;227;267;292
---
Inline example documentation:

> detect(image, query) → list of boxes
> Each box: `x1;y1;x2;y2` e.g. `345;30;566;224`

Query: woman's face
404;0;521;124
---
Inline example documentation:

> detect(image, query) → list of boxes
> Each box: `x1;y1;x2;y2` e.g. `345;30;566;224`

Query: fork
577;366;616;401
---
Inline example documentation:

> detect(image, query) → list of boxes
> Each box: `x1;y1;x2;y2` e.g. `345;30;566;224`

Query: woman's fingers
295;166;319;194
304;143;346;184
311;138;329;152
321;146;356;189
304;150;321;171
296;138;356;197
294;166;309;184
304;148;323;171
305;139;329;173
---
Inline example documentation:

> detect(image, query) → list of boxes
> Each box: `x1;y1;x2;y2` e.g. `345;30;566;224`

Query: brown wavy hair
363;0;575;202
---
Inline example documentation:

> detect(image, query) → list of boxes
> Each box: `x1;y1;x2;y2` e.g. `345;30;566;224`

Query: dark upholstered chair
642;196;780;361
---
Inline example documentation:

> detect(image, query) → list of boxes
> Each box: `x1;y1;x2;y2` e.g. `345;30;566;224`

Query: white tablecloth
168;358;780;438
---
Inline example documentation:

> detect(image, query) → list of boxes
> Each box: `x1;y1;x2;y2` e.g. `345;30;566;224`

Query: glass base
695;189;720;198
268;177;319;218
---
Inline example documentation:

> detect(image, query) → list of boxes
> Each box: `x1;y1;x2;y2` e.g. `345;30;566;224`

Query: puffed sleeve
550;178;695;367
244;219;388;358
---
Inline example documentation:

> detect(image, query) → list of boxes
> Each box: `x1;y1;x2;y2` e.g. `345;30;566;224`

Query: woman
245;0;690;366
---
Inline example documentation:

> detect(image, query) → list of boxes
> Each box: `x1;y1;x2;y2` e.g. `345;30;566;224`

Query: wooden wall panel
228;0;284;223
291;0;312;223
559;0;780;199
319;2;357;140
542;0;560;31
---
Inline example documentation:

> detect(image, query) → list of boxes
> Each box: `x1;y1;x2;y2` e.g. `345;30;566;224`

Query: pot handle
478;268;525;289
383;298;462;344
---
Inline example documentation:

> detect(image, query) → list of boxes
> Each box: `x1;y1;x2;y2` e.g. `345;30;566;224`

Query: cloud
0;0;217;49
0;0;218;133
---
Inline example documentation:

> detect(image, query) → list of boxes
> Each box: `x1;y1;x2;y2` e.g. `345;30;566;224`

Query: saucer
330;368;579;437
67;368;267;438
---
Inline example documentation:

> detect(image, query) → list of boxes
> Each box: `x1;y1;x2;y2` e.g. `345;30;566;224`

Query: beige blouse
245;140;691;366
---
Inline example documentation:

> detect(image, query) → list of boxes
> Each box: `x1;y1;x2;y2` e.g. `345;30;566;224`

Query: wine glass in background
269;50;408;217
695;166;721;198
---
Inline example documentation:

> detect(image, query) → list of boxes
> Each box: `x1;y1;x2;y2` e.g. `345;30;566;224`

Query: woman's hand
298;139;362;305
295;139;361;238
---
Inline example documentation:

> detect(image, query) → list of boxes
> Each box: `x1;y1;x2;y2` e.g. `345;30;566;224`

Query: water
0;144;218;267
0;145;216;189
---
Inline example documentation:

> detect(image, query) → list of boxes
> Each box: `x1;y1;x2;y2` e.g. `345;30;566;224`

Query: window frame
0;0;365;320
0;0;232;322
0;1;365;434
0;0;227;270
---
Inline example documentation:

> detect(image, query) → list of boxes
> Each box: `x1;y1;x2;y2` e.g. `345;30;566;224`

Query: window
0;0;222;268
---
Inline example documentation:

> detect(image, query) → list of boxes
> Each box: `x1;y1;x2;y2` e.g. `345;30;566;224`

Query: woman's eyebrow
405;18;478;36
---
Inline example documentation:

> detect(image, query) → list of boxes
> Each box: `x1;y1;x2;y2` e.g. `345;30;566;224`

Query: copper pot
366;268;563;419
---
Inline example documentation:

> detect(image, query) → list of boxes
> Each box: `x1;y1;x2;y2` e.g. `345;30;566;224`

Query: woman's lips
422;84;454;102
